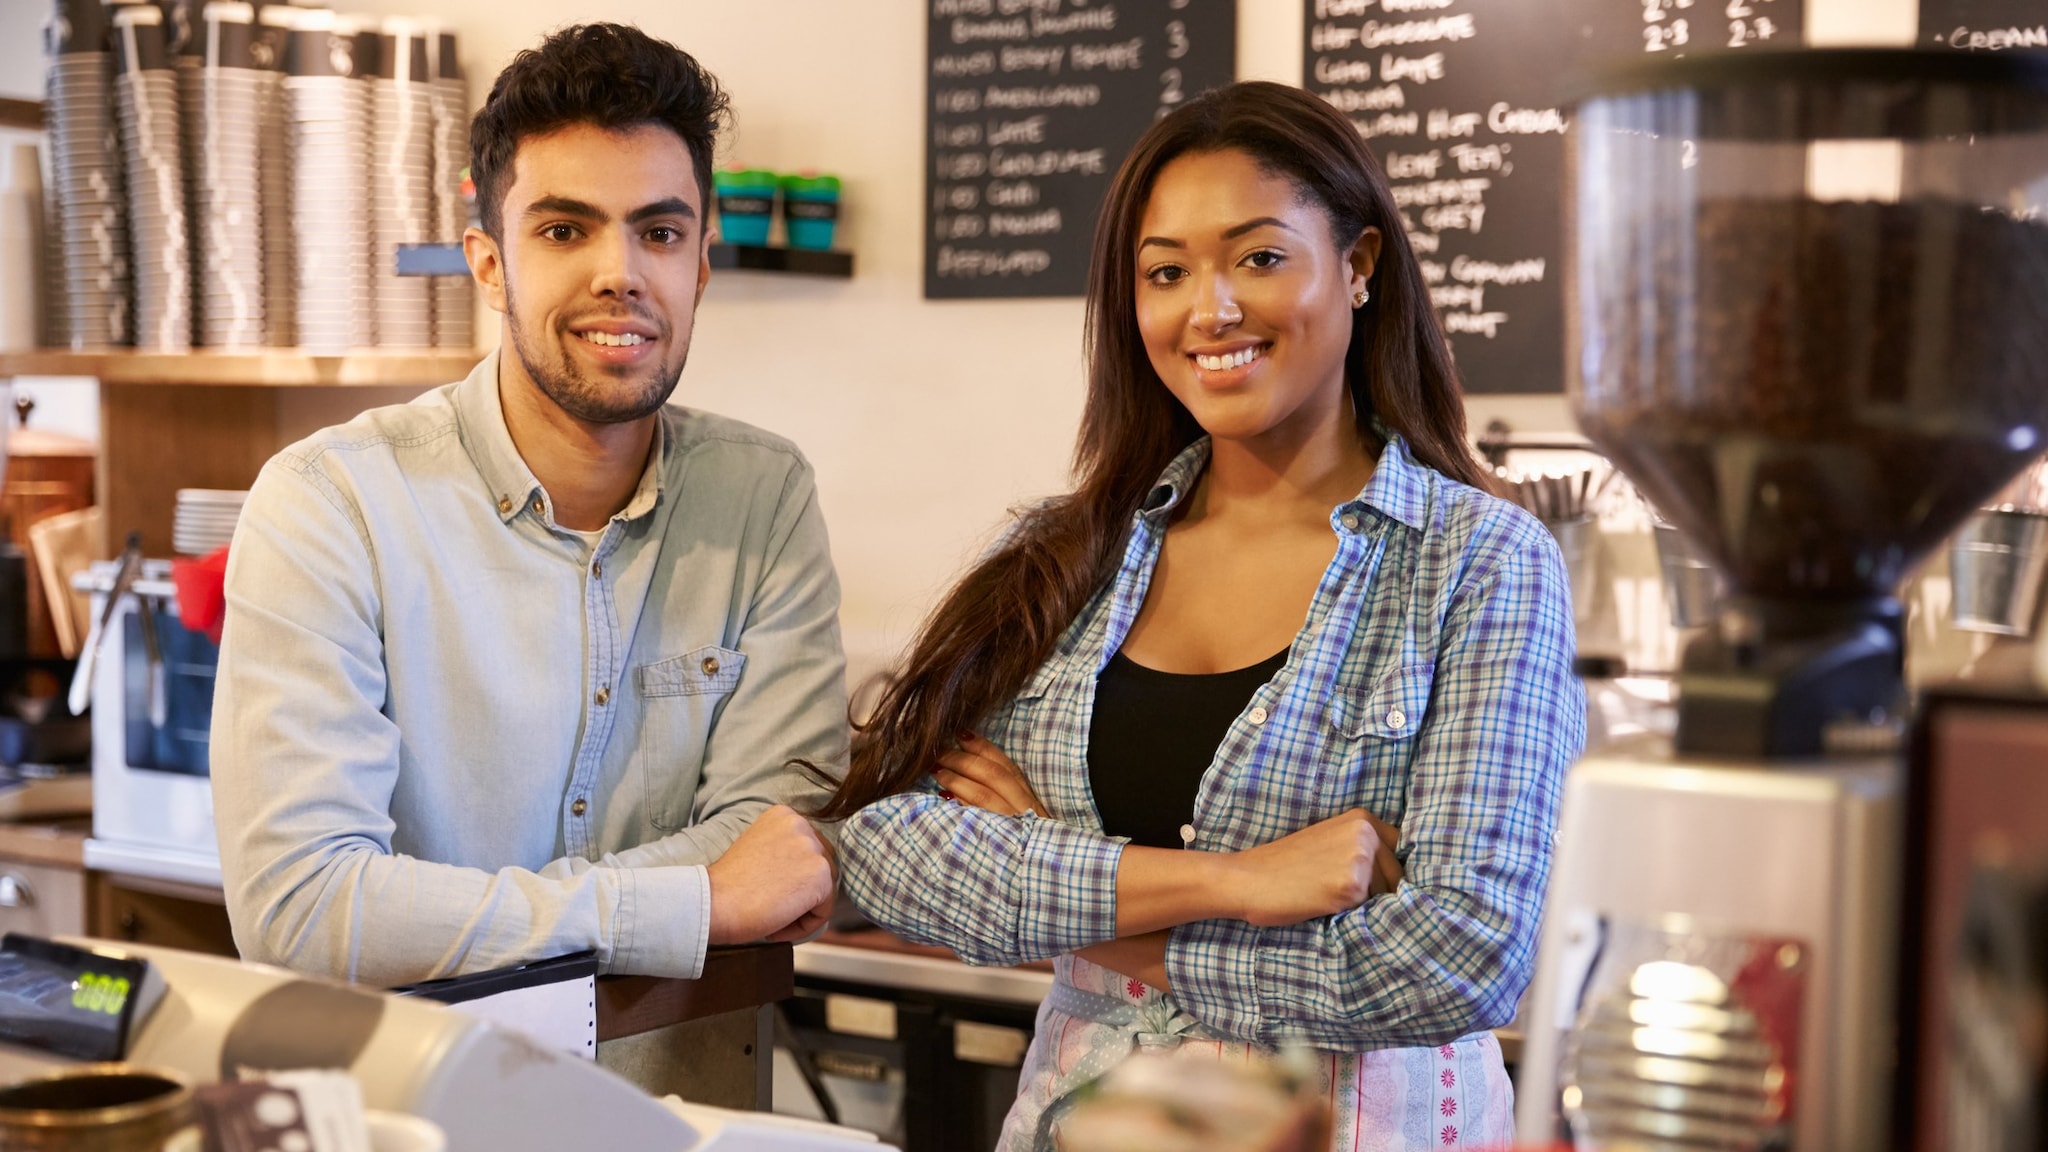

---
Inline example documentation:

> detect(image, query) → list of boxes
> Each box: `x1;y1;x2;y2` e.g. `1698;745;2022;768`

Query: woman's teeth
1194;346;1263;371
579;331;647;347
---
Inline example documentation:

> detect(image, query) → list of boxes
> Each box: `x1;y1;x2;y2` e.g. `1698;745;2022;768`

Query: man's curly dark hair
469;23;730;239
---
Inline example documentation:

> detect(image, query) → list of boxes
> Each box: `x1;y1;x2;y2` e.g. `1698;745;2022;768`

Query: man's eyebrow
523;195;606;221
625;197;699;225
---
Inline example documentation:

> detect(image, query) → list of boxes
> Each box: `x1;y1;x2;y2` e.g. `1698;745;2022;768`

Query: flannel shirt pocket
637;645;746;831
637;645;746;697
1331;662;1435;741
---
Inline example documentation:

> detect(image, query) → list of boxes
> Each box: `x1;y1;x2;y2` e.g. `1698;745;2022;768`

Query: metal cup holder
1951;508;2048;637
1653;522;1725;630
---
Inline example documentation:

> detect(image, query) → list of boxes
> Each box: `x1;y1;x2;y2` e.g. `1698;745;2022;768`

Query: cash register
0;934;891;1150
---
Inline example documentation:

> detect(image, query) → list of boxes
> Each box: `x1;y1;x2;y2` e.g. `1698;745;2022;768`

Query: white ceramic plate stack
371;18;435;349
172;488;246;557
190;1;266;348
45;0;130;347
111;1;193;351
284;8;372;355
255;3;295;346
429;25;470;350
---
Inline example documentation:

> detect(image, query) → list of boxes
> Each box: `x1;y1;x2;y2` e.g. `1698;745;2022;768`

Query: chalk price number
72;972;131;1017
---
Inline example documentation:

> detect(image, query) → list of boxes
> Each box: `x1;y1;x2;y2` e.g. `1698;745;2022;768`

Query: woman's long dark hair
815;81;1490;820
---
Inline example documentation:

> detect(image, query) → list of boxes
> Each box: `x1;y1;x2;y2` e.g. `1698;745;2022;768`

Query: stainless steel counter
793;942;1053;1008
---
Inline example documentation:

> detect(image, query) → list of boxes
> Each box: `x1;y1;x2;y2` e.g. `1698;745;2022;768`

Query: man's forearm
227;837;712;986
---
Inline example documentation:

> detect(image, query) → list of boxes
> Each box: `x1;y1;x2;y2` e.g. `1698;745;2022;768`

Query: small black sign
925;0;1237;299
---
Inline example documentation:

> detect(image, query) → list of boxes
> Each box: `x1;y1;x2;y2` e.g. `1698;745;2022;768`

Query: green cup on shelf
780;172;841;251
713;167;777;247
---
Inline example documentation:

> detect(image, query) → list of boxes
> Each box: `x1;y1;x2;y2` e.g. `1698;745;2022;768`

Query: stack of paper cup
429;24;470;350
45;0;129;347
190;1;267;347
255;2;294;346
110;1;192;351
284;8;373;354
371;18;435;349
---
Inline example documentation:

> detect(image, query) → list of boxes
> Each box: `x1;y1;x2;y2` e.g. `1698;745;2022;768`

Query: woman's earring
1353;287;1371;308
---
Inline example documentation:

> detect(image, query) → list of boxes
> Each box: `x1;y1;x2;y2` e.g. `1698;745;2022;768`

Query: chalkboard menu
925;1;1236;299
1303;0;1803;395
1921;0;2046;49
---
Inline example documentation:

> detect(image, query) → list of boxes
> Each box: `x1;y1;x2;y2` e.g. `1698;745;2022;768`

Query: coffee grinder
1514;51;2048;1150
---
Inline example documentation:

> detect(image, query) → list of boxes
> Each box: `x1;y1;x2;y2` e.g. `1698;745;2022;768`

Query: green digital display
70;972;131;1017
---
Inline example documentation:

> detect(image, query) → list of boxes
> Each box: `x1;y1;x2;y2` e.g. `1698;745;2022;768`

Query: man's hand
706;805;836;946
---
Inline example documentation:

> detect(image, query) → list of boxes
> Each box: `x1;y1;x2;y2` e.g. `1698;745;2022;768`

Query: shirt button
1248;706;1269;725
1340;513;1360;531
594;687;611;706
497;497;513;514
701;656;720;677
530;497;545;515
592;559;603;578
1179;823;1196;847
1386;708;1407;731
571;798;588;816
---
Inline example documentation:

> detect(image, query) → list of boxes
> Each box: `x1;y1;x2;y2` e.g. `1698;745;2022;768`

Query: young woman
823;81;1584;1149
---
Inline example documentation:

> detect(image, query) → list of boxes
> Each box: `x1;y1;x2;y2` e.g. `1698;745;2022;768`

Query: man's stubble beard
504;279;689;425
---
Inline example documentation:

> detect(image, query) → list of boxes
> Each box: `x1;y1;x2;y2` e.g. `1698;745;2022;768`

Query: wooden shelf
707;243;854;278
0;349;484;387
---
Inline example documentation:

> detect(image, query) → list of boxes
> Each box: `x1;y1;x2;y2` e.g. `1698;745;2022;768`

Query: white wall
0;0;1919;675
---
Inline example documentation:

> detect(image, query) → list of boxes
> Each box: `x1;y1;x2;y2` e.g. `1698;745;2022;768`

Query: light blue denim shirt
212;350;849;986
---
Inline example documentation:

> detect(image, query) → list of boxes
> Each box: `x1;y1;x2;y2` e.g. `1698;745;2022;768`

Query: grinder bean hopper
1516;50;2048;1150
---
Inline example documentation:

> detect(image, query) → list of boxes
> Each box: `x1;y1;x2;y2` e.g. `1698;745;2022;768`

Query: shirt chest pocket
636;644;747;832
1320;662;1435;814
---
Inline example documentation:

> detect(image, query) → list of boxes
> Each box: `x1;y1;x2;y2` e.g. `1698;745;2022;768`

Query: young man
212;24;841;985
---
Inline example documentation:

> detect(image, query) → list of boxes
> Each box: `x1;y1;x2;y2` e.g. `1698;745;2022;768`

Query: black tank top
1087;647;1289;850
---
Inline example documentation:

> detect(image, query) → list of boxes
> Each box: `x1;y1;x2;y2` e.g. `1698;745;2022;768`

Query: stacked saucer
284;7;372;354
191;1;267;347
429;25;470;350
45;0;129;347
110;1;192;351
172;489;246;557
370;18;435;349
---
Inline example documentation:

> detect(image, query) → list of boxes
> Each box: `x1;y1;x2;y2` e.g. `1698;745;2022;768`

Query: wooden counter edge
595;943;793;1042
0;820;89;870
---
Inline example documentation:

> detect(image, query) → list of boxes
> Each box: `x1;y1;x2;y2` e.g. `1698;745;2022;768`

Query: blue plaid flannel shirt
840;432;1585;1049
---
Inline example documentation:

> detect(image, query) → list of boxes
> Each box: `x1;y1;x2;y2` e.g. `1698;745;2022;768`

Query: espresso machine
1515;50;2048;1149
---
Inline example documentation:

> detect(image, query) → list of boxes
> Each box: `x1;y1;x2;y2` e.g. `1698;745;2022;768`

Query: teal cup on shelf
713;167;777;247
780;173;841;250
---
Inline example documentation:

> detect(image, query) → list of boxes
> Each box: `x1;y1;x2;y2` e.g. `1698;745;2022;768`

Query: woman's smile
1187;340;1272;386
